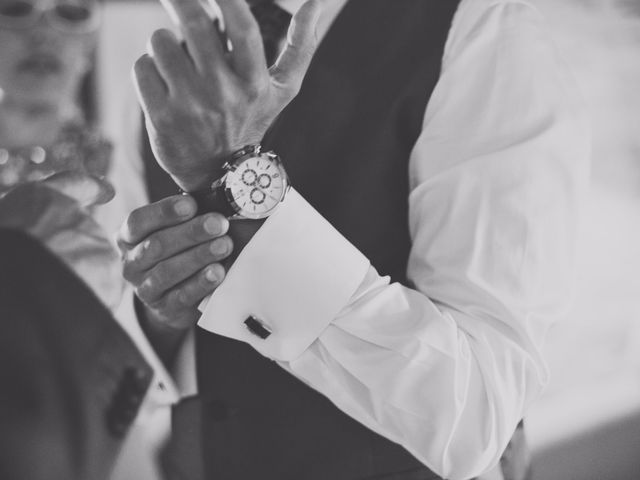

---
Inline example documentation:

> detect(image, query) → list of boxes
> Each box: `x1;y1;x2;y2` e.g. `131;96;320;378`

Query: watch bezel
222;149;290;220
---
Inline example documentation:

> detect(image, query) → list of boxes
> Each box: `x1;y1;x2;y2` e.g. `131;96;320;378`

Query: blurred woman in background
0;0;124;310
0;0;110;193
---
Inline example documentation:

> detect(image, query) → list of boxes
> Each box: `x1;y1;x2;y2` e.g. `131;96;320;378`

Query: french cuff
198;189;370;362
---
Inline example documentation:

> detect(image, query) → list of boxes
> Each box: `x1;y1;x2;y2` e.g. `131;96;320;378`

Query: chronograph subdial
250;188;266;205
257;174;272;189
242;169;258;186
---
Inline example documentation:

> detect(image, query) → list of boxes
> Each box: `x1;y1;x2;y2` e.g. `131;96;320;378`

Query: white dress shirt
102;0;590;479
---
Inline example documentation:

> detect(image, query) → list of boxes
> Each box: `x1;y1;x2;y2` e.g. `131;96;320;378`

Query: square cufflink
244;316;272;339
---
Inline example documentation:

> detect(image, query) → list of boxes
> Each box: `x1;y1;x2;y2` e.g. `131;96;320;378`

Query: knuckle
237;26;262;52
188;217;205;241
245;79;266;102
141;237;161;262
149;263;170;291
135;281;155;305
245;85;260;102
182;288;197;307
136;273;164;304
123;209;143;243
168;288;188;308
147;295;169;312
184;14;211;33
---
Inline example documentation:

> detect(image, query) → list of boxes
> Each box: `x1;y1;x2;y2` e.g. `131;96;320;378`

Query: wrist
174;143;264;192
172;169;220;192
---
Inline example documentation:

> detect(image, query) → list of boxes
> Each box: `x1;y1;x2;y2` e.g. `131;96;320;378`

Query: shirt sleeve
198;1;591;478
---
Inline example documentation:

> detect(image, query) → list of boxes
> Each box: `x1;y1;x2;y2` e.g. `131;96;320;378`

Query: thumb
270;0;323;95
43;171;115;208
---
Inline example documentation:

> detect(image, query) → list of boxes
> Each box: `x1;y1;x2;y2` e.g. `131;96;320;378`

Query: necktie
249;0;292;66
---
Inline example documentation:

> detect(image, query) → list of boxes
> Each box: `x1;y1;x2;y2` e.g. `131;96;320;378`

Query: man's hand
117;195;233;362
133;0;322;191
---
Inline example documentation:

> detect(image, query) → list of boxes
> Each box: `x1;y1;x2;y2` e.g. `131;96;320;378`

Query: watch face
225;154;288;219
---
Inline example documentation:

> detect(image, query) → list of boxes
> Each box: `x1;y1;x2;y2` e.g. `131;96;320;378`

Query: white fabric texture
102;0;590;479
199;1;590;478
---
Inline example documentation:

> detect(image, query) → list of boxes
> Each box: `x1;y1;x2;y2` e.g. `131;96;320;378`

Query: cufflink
244;316;272;339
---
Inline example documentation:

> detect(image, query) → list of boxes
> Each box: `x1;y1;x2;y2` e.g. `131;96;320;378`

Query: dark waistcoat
143;1;461;478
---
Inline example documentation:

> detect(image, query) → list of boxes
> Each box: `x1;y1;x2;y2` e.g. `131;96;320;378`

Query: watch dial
227;155;286;217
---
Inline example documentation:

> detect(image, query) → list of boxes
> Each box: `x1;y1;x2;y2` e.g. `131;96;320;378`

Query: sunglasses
0;0;99;34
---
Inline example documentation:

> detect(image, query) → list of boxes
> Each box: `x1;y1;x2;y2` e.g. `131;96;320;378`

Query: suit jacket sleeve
0;228;154;480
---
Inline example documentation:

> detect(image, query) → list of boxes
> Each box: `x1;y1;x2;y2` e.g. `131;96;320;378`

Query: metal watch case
214;145;290;220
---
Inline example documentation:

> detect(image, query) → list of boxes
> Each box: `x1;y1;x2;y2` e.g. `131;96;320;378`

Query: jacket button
105;367;149;438
122;367;149;395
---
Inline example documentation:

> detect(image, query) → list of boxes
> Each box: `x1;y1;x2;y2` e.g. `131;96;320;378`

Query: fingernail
205;264;225;283
204;215;223;235
174;198;194;217
210;238;229;256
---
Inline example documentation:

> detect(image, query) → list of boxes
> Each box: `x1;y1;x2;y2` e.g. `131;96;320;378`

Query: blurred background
94;1;640;479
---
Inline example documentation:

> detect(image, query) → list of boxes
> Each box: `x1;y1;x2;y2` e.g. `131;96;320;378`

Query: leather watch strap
184;144;268;217
188;186;237;217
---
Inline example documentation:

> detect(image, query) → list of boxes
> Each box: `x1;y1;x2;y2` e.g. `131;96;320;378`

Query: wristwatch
188;145;290;220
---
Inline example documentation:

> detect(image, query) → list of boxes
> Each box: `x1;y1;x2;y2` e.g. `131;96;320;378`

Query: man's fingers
175;263;226;307
118;195;197;247
144;263;226;329
43;172;115;208
133;54;168;116
123;212;230;274
159;0;228;75
148;29;196;95
136;237;231;303
217;0;265;80
271;0;322;94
